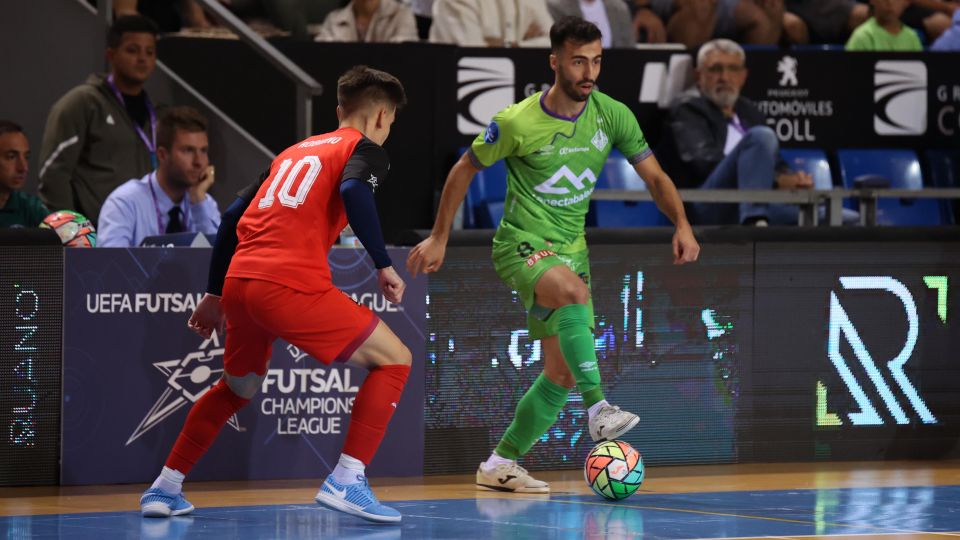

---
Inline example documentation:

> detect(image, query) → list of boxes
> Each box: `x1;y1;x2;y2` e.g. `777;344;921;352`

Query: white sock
150;466;185;495
481;451;515;473
331;453;365;485
587;399;609;421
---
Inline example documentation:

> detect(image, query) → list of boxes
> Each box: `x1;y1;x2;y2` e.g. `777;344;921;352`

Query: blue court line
4;485;960;539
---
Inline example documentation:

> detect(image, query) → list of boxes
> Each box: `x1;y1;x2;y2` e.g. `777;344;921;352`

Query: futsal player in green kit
407;16;700;493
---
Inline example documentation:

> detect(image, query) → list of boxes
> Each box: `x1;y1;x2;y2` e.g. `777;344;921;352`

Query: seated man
931;8;960;50
429;0;555;47
98;107;220;246
315;0;419;43
657;39;812;226
783;0;869;44
0;121;49;228
547;0;636;47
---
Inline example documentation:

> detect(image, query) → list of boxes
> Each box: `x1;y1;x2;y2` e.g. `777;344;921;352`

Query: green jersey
469;89;650;247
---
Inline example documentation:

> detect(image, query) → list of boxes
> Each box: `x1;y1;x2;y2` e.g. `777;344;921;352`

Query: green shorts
492;229;593;339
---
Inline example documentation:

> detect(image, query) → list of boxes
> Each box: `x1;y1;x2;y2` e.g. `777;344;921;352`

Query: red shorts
221;277;378;377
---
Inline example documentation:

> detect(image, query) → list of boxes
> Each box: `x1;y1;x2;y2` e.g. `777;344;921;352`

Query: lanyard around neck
148;172;190;235
106;75;158;168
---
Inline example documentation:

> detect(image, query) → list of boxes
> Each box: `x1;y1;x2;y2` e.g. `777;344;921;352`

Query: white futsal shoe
589;404;640;442
476;462;550;493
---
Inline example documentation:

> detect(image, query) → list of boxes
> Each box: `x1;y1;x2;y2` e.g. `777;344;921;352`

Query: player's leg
141;278;273;517
261;287;410;523
476;336;570;493
534;264;640;442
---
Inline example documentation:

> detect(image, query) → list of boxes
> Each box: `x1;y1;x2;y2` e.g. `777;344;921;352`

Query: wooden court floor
2;460;959;539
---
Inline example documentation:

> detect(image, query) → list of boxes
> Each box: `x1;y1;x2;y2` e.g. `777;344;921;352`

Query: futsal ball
584;440;644;500
40;210;97;247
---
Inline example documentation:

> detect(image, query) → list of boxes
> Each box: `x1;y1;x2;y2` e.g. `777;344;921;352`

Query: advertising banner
62;247;425;485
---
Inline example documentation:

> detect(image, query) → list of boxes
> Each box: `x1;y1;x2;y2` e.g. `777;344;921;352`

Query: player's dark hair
157;106;208;150
337;65;407;117
550;16;602;52
0;120;24;137
107;15;160;48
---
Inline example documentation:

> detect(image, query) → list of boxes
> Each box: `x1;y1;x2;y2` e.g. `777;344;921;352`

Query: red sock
343;364;410;465
165;379;249;475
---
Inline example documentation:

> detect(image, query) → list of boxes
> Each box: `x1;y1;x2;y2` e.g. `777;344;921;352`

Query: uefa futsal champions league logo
127;332;241;445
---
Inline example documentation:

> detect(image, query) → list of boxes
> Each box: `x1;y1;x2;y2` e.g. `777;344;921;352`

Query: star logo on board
126;332;241;446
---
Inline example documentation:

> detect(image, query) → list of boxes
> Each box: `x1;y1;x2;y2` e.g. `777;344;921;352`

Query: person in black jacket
658;38;812;225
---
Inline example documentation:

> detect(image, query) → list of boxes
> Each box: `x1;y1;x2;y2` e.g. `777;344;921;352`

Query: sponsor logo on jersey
366;173;379;192
457;57;515;135
559;146;590;155
537;144;555;155
874;61;927;136
526;249;556;268
591;129;608;152
484;121;500;144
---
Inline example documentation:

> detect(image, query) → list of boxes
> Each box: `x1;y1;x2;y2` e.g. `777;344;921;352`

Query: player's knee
544;365;576;389
223;372;264;400
372;343;412;368
559;281;591;306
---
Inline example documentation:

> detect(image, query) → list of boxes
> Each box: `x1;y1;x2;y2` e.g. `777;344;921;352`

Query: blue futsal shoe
315;474;401;523
140;487;195;517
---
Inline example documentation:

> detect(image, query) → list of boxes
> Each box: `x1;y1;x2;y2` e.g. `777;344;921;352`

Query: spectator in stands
97;107;220;247
631;0;668;43
782;0;869;44
429;0;555;47
0;121;49;229
641;0;785;49
402;0;435;38
902;0;956;42
547;0;635;47
315;0;418;42
846;0;922;50
657;39;813;226
38;16;160;226
931;8;960;49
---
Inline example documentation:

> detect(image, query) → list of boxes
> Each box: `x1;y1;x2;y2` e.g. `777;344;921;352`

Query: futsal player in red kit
140;66;411;523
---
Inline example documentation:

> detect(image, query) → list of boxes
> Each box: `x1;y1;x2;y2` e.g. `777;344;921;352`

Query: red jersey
227;127;387;293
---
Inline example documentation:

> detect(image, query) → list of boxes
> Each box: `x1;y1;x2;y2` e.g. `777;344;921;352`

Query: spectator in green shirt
846;0;923;50
0;121;50;228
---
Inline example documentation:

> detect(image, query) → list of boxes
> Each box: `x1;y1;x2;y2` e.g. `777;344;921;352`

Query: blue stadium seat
925;149;959;224
836;149;947;226
459;148;507;228
591;150;670;227
779;148;833;189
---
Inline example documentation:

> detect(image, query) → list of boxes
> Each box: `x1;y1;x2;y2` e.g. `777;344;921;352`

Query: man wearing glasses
657;38;812;226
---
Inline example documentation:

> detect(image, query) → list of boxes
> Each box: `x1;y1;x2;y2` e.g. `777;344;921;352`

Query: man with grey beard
657;38;812;226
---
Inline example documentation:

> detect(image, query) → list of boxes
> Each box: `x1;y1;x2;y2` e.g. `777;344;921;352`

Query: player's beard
557;68;593;103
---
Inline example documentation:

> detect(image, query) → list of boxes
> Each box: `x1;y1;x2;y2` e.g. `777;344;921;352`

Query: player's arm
405;152;481;277
339;139;405;305
612;102;699;265
188;174;263;338
407;116;517;276
634;155;699;265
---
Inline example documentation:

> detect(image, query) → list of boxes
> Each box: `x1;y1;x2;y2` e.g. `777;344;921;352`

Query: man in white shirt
429;0;555;47
547;0;636;47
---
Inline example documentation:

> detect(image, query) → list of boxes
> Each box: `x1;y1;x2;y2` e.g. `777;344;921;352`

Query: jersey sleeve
340;138;390;192
467;111;520;169
610;101;652;165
